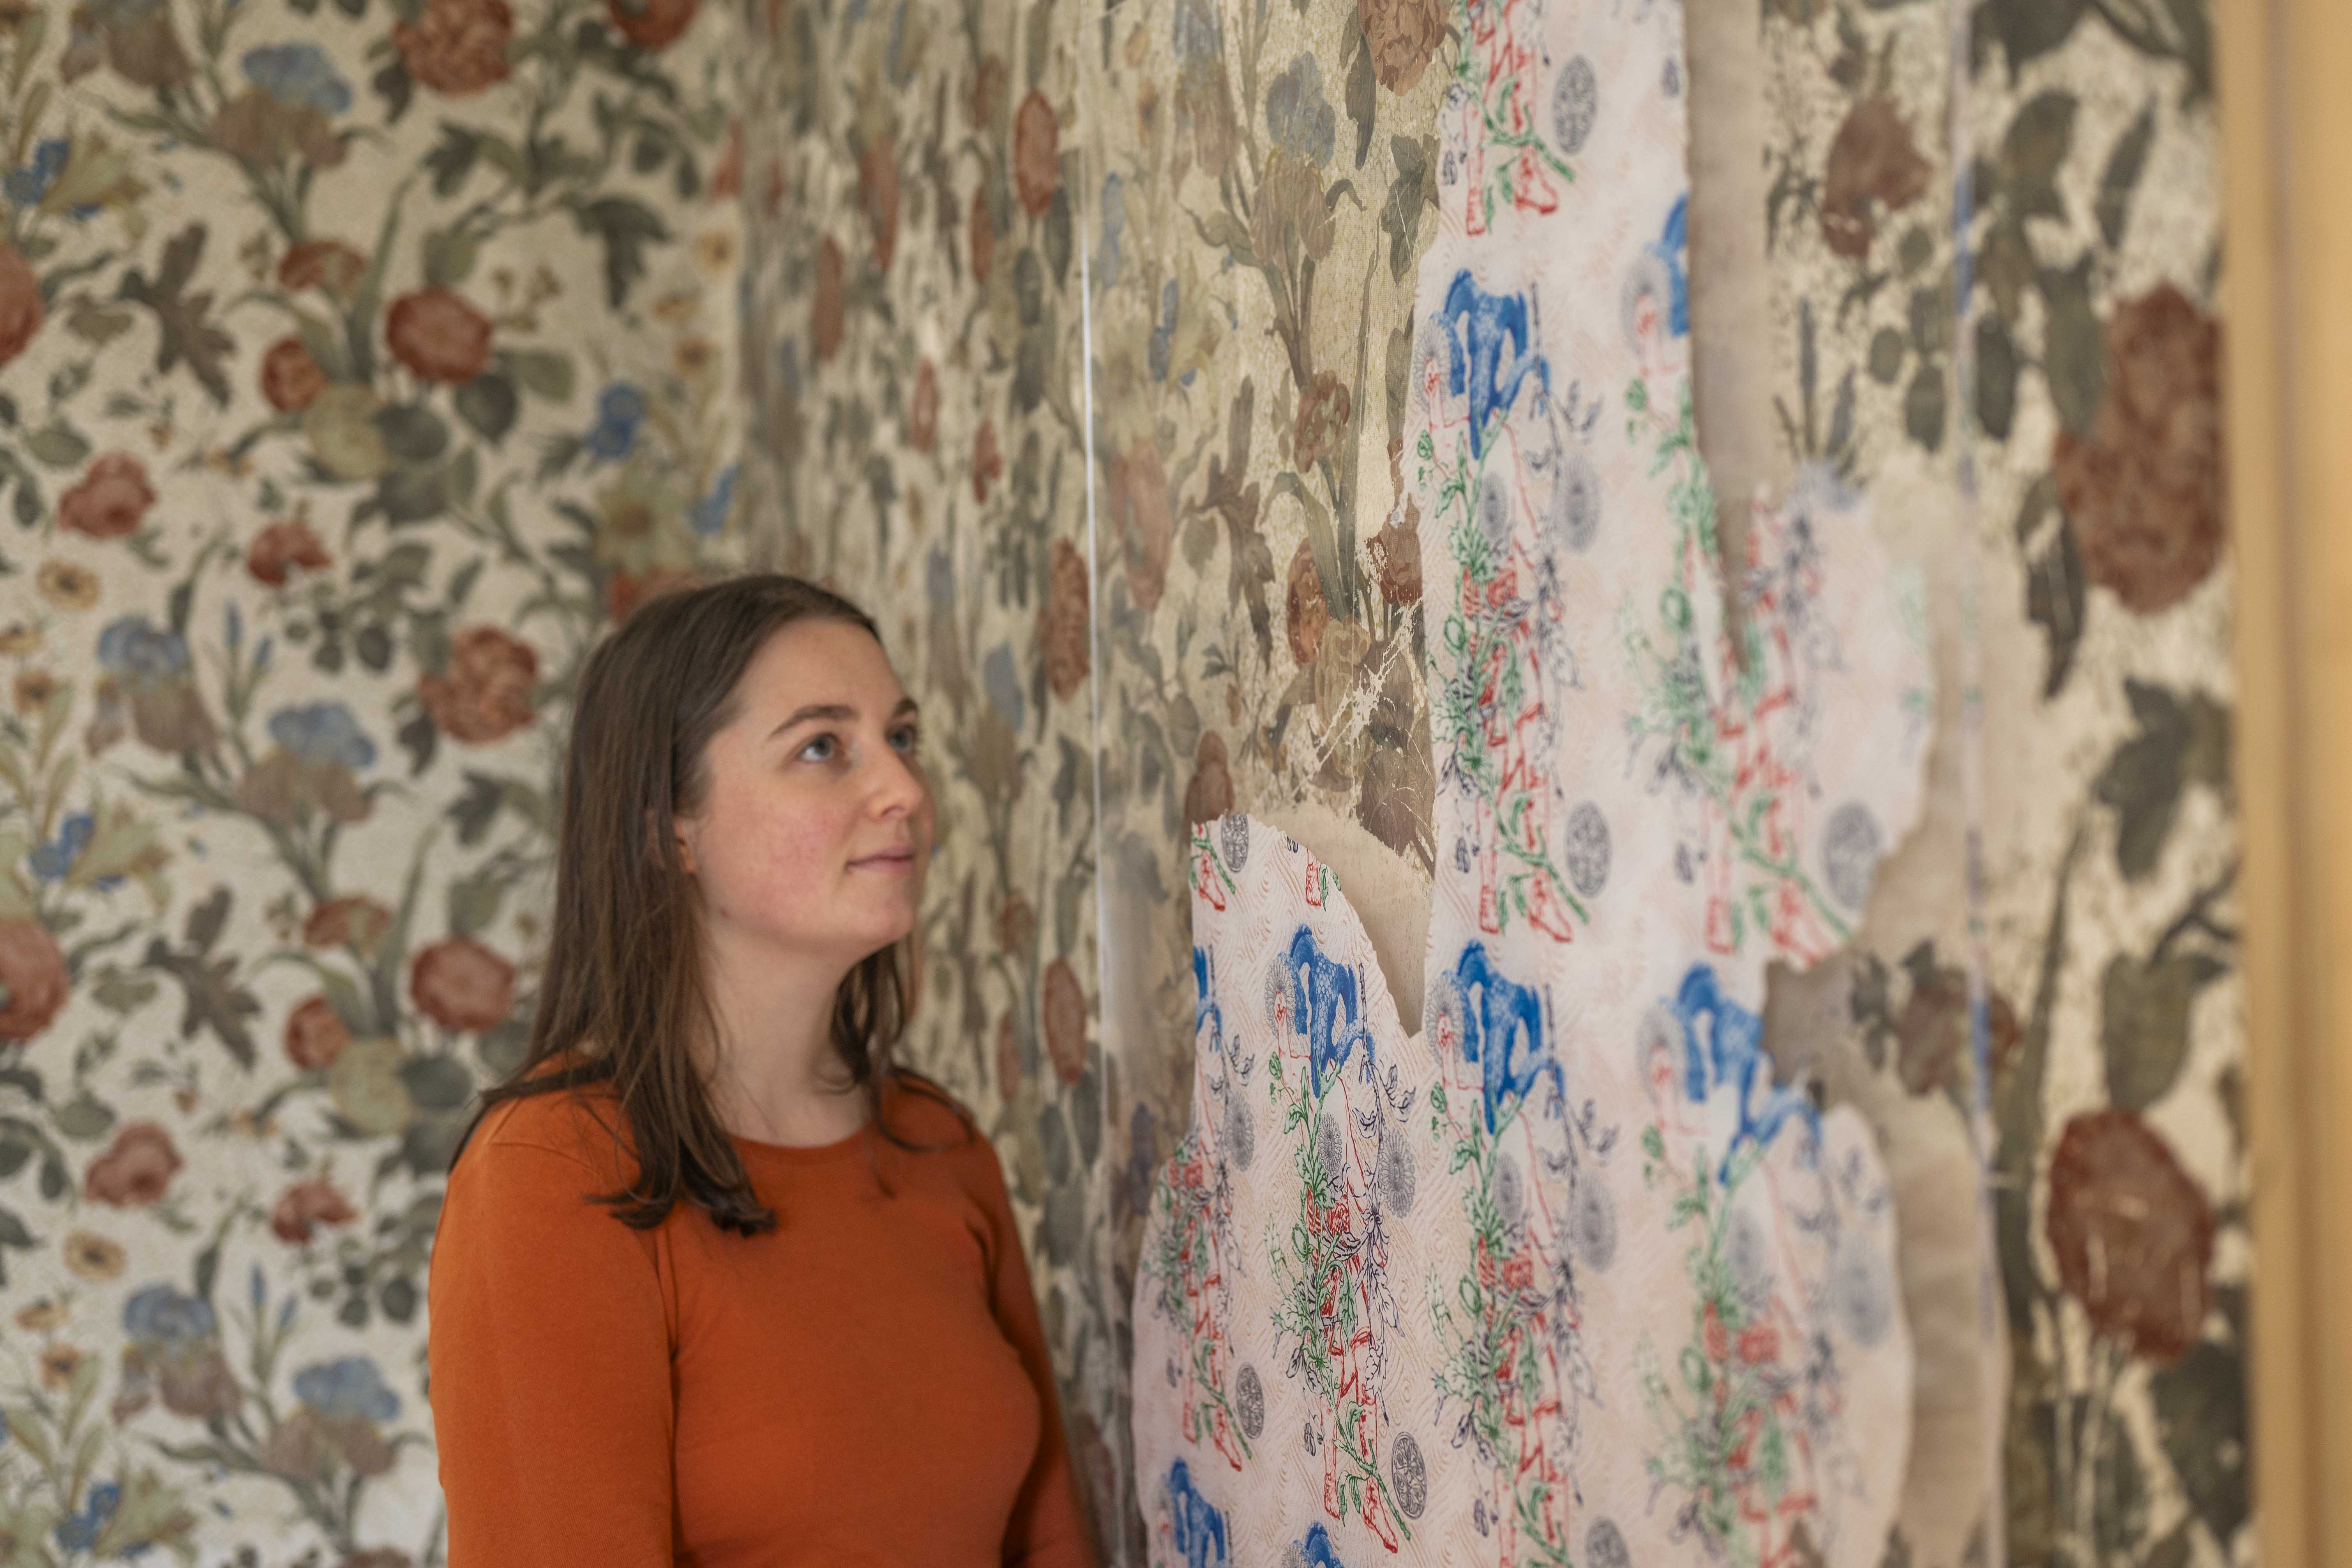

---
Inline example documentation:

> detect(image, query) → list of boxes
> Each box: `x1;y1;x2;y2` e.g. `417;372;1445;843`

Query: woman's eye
890;726;920;754
797;734;838;762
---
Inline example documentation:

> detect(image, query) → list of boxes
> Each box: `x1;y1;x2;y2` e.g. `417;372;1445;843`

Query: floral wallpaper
0;0;747;1550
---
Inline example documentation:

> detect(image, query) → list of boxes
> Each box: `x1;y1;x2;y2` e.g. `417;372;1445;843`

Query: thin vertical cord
1947;0;2007;1562
1077;151;1112;1046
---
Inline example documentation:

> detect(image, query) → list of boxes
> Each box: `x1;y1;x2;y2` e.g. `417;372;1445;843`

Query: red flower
1821;98;1932;260
247;518;332;586
83;1122;182;1207
607;0;696;48
260;337;327;413
1738;1324;1779;1365
971;419;1004;503
58;454;156;540
284;996;352;1071
1285;539;1329;666
1183;731;1234;828
1038;537;1089;700
1041;957;1087;1086
411;936;516;1033
811;237;846;364
394;0;514;95
2052;285;2225;614
907;358;939;454
386;289;493;384
2046;1109;2214;1363
1112;443;1171;612
1013;90;1059;217
1501;1255;1534;1292
418;626;539;743
0;245;42;369
969;186;995;283
859;133;900;270
278;240;369;298
302;896;393;953
0;920;69;1041
271;1177;359;1244
1703;1303;1730;1364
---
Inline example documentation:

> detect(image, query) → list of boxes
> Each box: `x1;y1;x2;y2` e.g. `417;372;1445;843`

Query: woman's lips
850;849;917;871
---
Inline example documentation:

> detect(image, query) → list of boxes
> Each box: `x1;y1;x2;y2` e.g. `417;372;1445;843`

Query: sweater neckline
726;1117;872;1166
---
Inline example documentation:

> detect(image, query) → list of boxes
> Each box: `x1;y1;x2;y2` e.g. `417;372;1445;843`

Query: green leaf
2153;1340;2248;1546
51;1092;115;1142
399;1054;474;1112
1978;313;2019;440
569;197;671;310
2094;680;2231;879
2096;103;2158;251
454;373;517;445
378;464;449;525
1980;0;2088;79
445;865;507;936
424;123;482;196
2101;950;2227;1110
422;225;480;289
1868;328;1906;386
2040;259;2106;437
24;424;91;469
2018;479;2085;697
0;1206;36;1249
1998;92;2079;221
501;349;575;402
376;404;450;462
114;224;233;405
1903;362;1946;452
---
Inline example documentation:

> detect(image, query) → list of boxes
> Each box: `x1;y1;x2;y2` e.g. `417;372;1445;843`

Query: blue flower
123;1285;216;1350
96;617;191;680
4;139;68;207
586;382;647;461
293;1356;400;1424
29;812;93;882
1265;55;1336;167
687;463;739;536
1171;0;1221;69
1148;278;1179;383
242;43;352;115
53;1480;120;1555
982;643;1024;732
266;702;376;771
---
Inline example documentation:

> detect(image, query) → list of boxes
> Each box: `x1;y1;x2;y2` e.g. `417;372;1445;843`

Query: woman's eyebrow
766;697;919;741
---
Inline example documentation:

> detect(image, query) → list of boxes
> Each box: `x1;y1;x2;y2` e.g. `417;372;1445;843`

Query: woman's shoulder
456;1058;637;1190
879;1068;981;1148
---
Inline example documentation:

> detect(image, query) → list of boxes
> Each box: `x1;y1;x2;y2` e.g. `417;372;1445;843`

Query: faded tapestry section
0;0;748;1553
1963;6;2246;1568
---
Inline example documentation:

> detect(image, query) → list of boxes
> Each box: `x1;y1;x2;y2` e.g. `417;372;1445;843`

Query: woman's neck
695;941;871;1148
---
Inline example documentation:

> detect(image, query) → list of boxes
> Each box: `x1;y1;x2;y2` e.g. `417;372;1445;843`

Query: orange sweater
426;1073;1098;1568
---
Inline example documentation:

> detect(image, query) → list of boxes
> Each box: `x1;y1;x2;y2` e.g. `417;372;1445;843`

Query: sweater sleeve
428;1135;676;1568
968;1137;1099;1568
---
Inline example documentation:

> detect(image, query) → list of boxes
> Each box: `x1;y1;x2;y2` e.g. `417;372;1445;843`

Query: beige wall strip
2218;0;2352;1563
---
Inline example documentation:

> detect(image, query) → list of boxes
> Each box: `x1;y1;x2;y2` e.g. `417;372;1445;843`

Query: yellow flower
650;288;701;325
694;229;738;274
0;621;40;655
12;669;59;715
37;560;100;611
14;1298;68;1333
39;1343;82;1391
674;336;717;379
62;1231;125;1281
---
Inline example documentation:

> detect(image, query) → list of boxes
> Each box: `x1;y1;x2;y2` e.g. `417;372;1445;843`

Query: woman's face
675;618;934;969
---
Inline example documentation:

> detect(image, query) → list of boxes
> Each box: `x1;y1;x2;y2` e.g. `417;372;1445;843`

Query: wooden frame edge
2218;0;2350;1563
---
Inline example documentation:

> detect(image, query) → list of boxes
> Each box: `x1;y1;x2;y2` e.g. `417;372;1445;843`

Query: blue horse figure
1167;1459;1229;1568
1193;946;1224;1055
1670;962;1818;1179
1287;926;1374;1098
1448;941;1561;1134
1296;1522;1347;1568
1442;270;1552;460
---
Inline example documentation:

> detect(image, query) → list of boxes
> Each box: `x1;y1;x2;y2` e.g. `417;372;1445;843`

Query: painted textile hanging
1130;0;1935;1563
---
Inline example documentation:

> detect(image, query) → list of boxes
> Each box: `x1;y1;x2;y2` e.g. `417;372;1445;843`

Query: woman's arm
968;1139;1101;1568
428;1135;676;1566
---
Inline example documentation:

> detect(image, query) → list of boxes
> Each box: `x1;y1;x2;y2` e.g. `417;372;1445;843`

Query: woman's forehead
738;619;908;710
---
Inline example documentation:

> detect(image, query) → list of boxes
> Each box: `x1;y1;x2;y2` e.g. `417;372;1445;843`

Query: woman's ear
649;806;698;874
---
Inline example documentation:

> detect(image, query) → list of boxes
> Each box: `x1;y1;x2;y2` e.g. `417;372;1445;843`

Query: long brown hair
451;572;960;1236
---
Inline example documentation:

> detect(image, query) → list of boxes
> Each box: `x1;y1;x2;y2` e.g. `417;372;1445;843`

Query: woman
427;574;1096;1568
